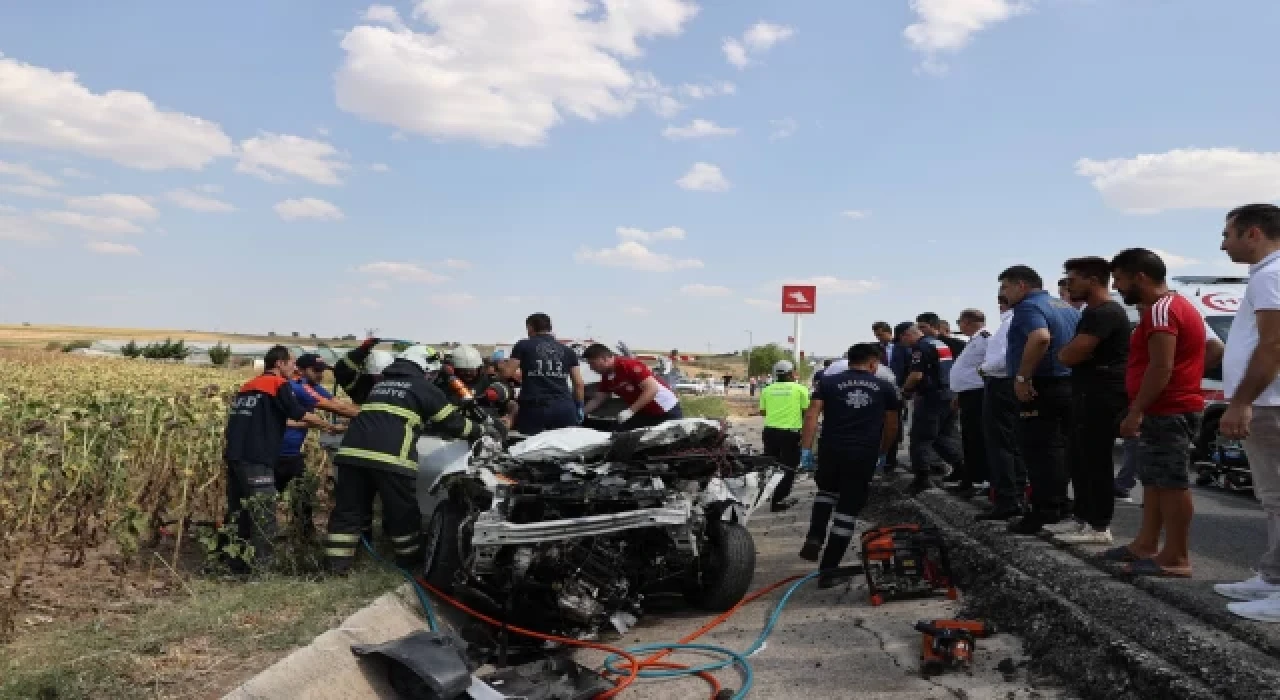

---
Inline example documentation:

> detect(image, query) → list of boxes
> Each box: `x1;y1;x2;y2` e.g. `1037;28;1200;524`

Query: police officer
510;313;585;434
901;323;964;495
798;343;901;588
759;360;810;512
324;345;496;573
223;345;335;572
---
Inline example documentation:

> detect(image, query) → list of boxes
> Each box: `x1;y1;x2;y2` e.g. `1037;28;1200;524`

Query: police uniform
804;367;901;572
908;337;964;483
324;358;485;572
223;373;309;570
511;334;580;434
759;378;810;509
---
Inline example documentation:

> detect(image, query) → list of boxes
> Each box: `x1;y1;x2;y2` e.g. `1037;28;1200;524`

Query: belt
763;426;801;432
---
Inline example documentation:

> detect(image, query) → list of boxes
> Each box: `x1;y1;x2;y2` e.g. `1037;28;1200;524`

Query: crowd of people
794;204;1280;621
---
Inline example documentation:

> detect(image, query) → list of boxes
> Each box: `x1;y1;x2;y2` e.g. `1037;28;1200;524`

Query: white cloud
616;226;686;242
0;184;59;199
60;167;92;179
679;81;736;99
662;119;738;140
0;160;59;187
676;162;730;192
0;56;233;170
364;4;407;31
166;188;237;213
65;194;158;220
273;197;344;222
370;163;391;172
443;258;473;270
0;215;52;243
769;117;797;140
680;283;732;297
575;241;703;272
430;292;478;308
334;0;698;147
723;21;795;68
840;209;869;220
237;132;348;185
86;241;140;255
777;275;882;295
1149;249;1200;270
623;305;650;316
36;210;144;235
904;0;1030;73
357;261;448;284
1075;148;1280;214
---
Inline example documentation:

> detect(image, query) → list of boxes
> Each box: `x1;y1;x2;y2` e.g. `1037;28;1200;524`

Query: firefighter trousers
325;462;422;573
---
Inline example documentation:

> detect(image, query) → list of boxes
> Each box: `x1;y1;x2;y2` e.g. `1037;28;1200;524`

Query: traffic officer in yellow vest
324;345;497;573
760;360;811;512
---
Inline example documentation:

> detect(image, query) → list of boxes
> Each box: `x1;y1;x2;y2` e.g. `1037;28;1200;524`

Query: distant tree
309;333;317;339
341;334;358;341
44;341;63;352
392;341;411;353
208;342;232;366
291;331;300;338
121;340;141;358
267;331;277;337
140;338;191;360
61;340;91;353
746;343;794;377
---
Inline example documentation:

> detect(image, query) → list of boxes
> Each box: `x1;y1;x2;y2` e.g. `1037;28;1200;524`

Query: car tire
684;521;756;612
423;501;465;594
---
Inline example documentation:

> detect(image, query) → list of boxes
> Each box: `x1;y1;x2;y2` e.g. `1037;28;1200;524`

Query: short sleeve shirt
814;369;902;451
511;334;579;402
599;358;678;416
1225;250;1280;406
1007;290;1081;378
280;379;333;457
1127;293;1206;415
759;380;810;430
1072;301;1131;386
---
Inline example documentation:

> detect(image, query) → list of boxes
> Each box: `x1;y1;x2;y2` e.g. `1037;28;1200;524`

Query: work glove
616;408;634;424
799;448;815;471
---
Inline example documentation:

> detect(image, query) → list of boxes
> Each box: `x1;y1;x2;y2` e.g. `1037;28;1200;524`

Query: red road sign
782;285;817;314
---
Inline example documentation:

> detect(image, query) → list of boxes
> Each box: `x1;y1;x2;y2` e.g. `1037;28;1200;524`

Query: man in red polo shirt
582;344;683;431
1102;248;1221;578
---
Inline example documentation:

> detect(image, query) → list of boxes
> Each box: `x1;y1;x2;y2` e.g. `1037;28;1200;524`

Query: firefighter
324;345;498;573
223;345;336;572
334;337;402;405
440;345;517;429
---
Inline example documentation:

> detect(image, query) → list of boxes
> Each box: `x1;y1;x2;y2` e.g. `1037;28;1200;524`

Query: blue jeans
1114;437;1139;492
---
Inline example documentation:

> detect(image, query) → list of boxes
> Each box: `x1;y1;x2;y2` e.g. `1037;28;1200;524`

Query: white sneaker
1055;528;1113;545
972;481;990;491
1214;575;1280;602
1227;595;1280;623
1043;519;1086;535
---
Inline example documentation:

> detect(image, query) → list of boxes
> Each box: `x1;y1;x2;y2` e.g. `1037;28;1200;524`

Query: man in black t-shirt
1054;257;1132;545
798;343;901;588
510;313;585;434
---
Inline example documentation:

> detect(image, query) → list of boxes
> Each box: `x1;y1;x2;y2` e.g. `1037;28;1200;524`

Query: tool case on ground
860;524;957;606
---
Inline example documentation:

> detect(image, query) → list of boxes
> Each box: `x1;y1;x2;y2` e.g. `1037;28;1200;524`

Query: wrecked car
415;419;783;639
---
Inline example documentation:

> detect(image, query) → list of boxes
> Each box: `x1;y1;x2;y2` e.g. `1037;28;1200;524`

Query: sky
0;0;1275;356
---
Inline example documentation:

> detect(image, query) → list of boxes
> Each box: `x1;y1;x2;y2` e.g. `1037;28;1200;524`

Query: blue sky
0;0;1273;355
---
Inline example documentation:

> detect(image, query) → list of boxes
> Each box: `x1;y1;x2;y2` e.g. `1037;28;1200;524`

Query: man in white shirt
1214;203;1280;622
976;295;1029;521
948;309;990;497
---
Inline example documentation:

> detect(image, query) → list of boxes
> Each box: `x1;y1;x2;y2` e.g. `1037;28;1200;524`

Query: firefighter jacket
223;373;308;465
334;359;484;476
335;344;378;405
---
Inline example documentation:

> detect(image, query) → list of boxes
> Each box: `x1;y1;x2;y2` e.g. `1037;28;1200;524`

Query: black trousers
887;403;907;467
983;378;1027;510
807;446;879;570
274;454;314;533
1069;382;1127;529
909;392;963;476
225;461;278;570
957;389;988;485
762;427;802;504
1019;376;1072;517
618;404;684;431
515;398;578;435
325;463;422;571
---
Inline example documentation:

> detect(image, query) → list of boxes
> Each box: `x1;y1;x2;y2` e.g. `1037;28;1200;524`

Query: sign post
781;285;817;372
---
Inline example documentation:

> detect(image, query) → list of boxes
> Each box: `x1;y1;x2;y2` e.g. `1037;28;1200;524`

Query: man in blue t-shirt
999;265;1082;534
277;354;359;530
510;313;585;435
797;343;901;588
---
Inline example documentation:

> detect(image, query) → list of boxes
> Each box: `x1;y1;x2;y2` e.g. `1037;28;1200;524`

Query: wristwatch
1015;375;1028;383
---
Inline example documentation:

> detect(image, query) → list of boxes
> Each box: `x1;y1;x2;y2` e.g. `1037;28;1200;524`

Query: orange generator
859;524;957;606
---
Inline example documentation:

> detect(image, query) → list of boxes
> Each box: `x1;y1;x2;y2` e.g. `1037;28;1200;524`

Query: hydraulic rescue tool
914;619;995;675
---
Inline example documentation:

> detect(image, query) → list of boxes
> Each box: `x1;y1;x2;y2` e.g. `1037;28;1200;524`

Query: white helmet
773;360;795;375
365;350;395;375
398;344;442;373
451;345;483;371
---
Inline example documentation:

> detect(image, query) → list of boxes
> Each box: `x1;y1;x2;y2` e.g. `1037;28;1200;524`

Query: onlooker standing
758;360;810;512
1101;249;1206;577
918;312;967;359
901;323;963;494
880;321;913;469
948;309;990;497
1051;258;1131;545
1214;204;1280;620
1001;265;1081;534
812;358;835;388
511;313;585;434
976;295;1028;520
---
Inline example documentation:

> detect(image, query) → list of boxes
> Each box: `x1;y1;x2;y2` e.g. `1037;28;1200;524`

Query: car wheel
423;501;466;594
683;521;756;612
